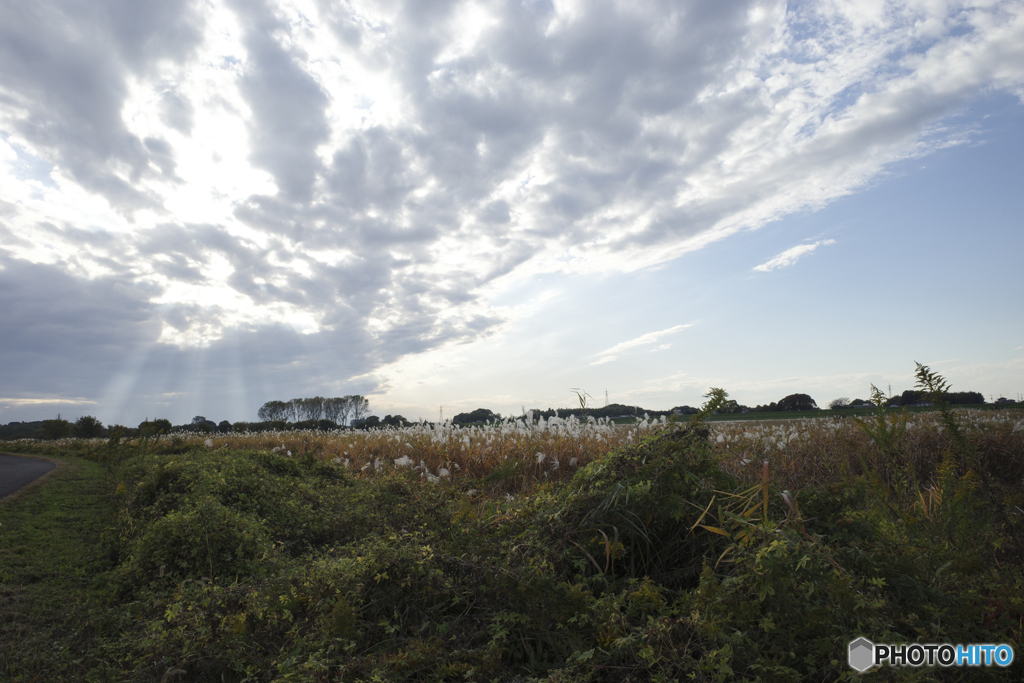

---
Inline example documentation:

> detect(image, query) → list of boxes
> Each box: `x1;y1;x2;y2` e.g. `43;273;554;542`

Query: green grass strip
0;456;114;681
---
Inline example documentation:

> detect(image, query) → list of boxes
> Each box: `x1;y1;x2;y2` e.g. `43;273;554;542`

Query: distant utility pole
439;405;443;423
605;390;608;407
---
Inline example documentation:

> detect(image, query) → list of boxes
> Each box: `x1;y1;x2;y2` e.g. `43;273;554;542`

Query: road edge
0;452;70;506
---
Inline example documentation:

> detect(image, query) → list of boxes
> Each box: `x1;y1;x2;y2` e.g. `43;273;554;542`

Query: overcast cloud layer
2;0;1023;423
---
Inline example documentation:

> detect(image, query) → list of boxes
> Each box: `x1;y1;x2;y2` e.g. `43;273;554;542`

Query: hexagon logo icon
848;637;875;672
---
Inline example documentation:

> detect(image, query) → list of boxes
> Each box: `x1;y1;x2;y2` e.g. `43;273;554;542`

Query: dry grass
43;408;1024;498
710;409;1024;496
177;415;662;492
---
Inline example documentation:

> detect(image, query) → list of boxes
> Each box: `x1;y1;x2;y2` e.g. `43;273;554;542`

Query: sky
1;0;1022;426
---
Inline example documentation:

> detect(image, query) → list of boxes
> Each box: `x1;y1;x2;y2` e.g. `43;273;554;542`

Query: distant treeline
0;416;357;441
450;389;997;425
256;396;370;425
449;395;846;422
0;410;370;443
0;416;110;441
450;404;691;425
0;396;374;442
889;390;985;406
711;390;986;414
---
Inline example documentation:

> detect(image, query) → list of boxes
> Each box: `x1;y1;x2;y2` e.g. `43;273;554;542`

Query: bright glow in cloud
0;397;97;407
753;239;836;272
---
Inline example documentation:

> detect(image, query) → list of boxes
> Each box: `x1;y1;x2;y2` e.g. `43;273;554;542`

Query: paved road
0;453;57;499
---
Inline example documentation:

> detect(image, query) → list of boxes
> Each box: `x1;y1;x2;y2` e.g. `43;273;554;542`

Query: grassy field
2;399;1023;681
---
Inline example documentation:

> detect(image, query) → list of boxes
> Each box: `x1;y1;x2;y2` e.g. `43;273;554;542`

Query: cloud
230;0;331;203
0;397;97;407
0;0;204;212
159;88;196;135
0;250;499;424
1;0;1023;417
754;239;836;272
592;324;691;364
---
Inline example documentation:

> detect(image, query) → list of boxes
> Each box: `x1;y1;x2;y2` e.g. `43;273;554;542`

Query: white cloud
0;397;97;407
754;239;836;272
591;324;691;365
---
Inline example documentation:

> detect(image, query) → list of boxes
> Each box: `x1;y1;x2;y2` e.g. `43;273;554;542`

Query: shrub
551;426;735;589
120;495;275;584
73;415;106;438
40;417;72;440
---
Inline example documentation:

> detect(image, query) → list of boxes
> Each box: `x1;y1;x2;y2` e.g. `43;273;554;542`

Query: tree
305;397;326;421
189;415;216;432
716;400;748;414
324;397;350;425
776;394;818;411
349;396;370;423
671;405;699;415
947;391;984;405
828;398;850;410
217;420;232;433
292;398;313;421
381;414;409;427
258;400;290;422
352;415;380;429
453;408;499;424
139;418;172;436
897;390;925;406
74;415;106;438
41;417;72;440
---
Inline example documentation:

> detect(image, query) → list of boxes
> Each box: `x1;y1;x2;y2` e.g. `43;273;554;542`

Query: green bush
110;449;412;563
553;426;736;588
121;495;275;584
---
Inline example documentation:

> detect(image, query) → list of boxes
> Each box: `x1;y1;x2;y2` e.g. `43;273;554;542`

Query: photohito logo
848;638;1015;672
